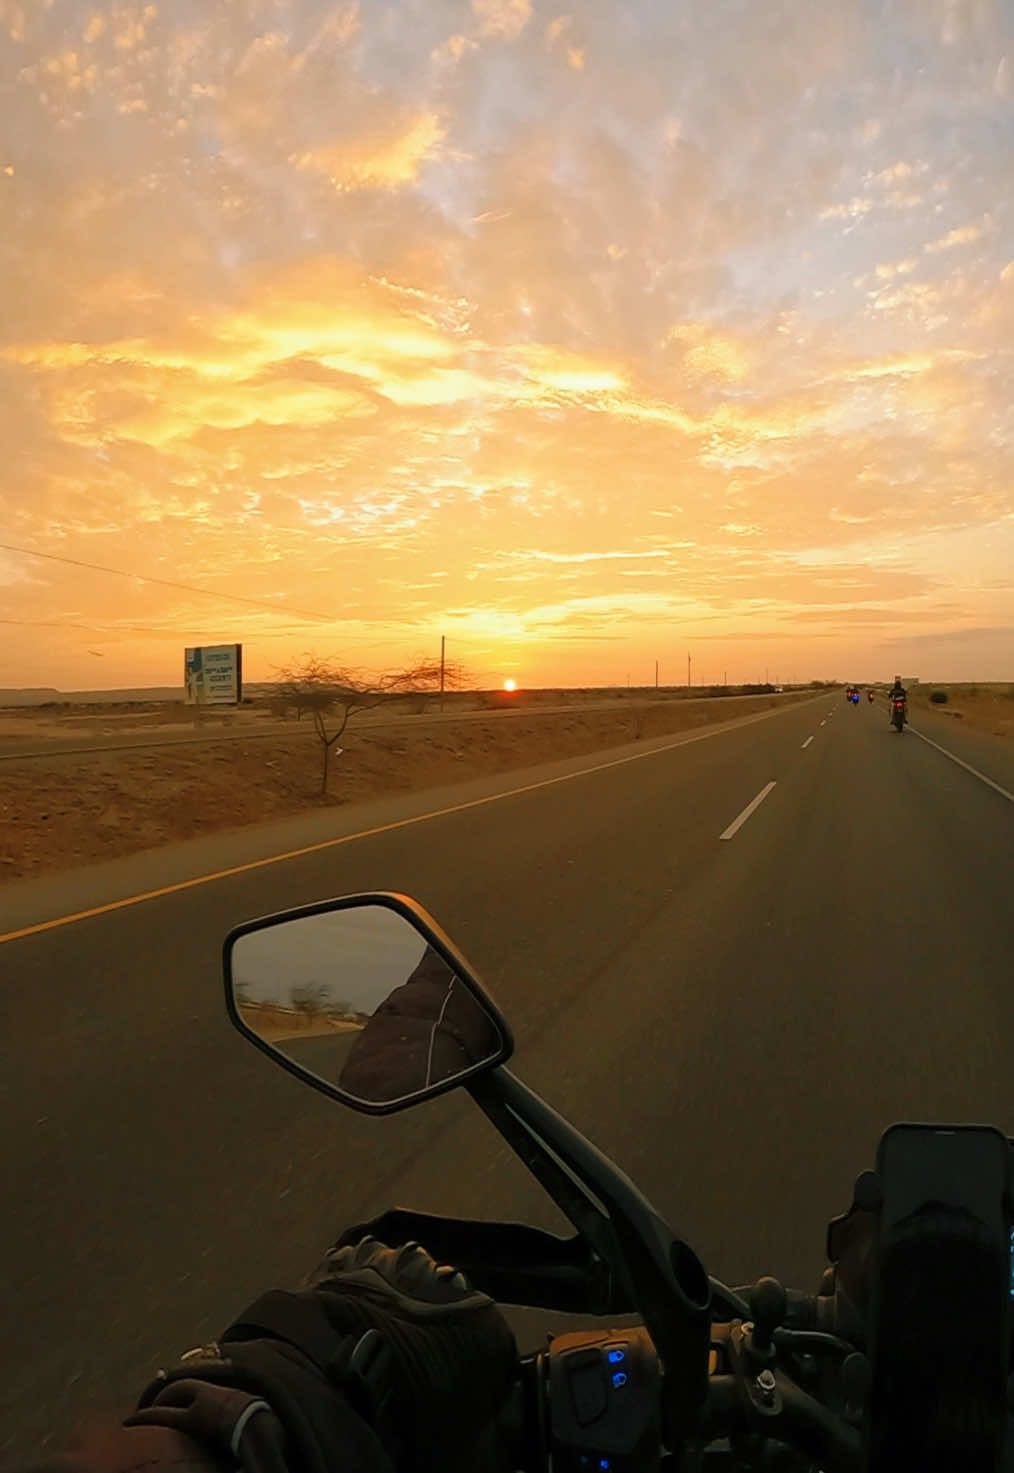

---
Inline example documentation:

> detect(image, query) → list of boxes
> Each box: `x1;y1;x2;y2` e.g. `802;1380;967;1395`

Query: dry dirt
908;684;1014;740
0;693;809;883
237;1003;364;1044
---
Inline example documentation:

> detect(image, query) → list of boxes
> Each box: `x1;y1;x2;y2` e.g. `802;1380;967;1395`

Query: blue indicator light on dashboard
599;1461;611;1471
612;1372;628;1389
607;1349;625;1364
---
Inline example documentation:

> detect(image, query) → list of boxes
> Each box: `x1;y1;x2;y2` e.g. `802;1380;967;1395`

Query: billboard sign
185;644;243;705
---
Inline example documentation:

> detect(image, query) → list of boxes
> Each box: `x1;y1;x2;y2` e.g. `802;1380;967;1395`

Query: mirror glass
228;904;505;1105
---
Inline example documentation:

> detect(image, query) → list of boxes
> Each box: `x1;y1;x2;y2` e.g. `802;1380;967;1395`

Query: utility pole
687;652;691;689
440;635;446;712
655;659;659;690
723;669;727;687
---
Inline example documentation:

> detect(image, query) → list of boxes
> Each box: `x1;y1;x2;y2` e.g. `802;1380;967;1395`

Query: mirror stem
468;1068;712;1443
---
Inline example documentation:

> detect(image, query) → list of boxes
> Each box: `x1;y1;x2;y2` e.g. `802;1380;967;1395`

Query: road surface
2;693;1012;1460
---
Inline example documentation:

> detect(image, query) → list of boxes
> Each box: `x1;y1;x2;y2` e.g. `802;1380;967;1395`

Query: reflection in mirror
230;904;504;1105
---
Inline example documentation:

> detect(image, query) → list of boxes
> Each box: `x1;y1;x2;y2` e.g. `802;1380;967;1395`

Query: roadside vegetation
273;653;468;793
908;684;1014;739
0;688;817;882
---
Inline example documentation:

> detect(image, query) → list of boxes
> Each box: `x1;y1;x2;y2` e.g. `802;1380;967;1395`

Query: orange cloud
2;2;25;43
471;0;531;41
924;221;985;253
4;0;1014;687
873;257;918;280
666;323;755;383
820;197;874;220
290;113;445;189
545;14;571;47
431;33;478;64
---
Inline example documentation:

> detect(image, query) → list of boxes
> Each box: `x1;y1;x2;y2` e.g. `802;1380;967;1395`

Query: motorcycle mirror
223;892;513;1115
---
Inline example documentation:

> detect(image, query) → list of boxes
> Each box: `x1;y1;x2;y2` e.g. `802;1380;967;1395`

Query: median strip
719;781;777;840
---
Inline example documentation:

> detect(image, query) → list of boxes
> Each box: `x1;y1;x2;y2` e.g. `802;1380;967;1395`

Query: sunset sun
503;679;517;692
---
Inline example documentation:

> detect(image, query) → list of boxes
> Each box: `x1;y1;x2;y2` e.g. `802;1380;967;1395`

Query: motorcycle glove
221;1235;518;1473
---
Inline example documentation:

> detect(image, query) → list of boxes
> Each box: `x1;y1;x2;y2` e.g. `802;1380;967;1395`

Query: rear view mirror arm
469;1068;713;1442
468;1070;627;1290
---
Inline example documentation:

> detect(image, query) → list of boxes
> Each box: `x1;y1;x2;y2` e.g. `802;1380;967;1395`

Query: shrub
930;690;948;704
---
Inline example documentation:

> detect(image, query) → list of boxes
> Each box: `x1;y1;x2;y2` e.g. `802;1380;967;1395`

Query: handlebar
497;1283;867;1473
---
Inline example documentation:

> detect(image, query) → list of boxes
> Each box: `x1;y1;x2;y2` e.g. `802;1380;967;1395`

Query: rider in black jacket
339;945;501;1103
888;676;907;722
22;1237;516;1473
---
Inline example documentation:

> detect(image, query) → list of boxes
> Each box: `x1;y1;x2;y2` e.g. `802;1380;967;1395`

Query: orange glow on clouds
1;0;1012;690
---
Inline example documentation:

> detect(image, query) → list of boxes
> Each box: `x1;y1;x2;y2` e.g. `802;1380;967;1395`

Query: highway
2;692;1013;1461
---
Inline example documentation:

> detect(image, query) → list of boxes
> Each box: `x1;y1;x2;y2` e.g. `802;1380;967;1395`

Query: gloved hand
218;1235;517;1473
300;1234;518;1473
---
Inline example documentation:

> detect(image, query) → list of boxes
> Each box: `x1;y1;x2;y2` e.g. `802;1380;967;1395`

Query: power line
0;616;321;635
0;542;340;624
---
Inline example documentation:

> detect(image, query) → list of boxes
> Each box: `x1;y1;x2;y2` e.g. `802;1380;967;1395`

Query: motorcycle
224;893;1014;1473
891;698;906;732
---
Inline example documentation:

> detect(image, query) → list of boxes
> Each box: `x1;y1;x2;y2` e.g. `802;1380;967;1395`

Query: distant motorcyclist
888;676;907;723
338;944;501;1103
22;1237;516;1473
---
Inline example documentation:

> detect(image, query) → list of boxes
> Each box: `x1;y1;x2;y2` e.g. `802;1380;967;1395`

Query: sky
1;0;1012;689
231;903;430;1009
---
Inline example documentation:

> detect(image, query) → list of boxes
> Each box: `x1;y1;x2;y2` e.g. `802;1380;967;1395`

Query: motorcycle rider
23;1236;516;1473
338;944;501;1102
888;675;907;723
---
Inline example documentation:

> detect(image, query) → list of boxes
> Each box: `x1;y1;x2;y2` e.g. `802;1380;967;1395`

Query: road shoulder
0;697;822;937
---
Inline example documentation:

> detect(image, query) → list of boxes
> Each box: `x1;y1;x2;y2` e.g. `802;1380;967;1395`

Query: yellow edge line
0;703;793;946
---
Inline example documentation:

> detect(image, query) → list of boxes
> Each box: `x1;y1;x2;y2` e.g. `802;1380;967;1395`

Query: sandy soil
0;693;809;883
908;684;1014;740
237;1003;364;1044
0;703;270;741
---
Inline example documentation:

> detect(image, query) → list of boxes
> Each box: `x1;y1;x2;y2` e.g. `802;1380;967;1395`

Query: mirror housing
223;891;513;1115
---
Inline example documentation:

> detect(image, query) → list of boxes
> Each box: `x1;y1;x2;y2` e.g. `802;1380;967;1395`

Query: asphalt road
2;692;1013;1462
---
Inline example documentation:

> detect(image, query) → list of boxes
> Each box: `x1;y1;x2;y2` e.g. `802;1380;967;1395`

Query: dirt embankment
908;684;1014;740
0;692;811;883
237;1002;364;1044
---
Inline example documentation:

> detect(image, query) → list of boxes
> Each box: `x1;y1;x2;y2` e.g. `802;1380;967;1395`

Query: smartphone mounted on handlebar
223;893;1014;1473
867;1123;1012;1473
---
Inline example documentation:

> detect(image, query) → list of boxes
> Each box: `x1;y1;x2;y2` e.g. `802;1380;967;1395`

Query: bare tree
274;653;468;794
291;982;329;1018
